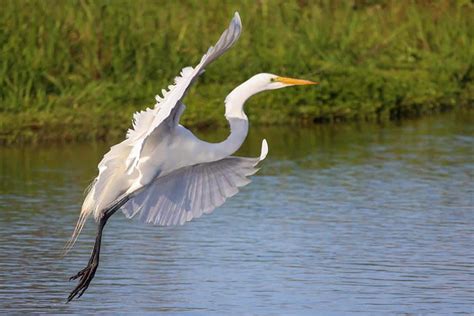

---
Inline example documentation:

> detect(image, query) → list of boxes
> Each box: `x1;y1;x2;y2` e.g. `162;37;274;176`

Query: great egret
66;12;317;301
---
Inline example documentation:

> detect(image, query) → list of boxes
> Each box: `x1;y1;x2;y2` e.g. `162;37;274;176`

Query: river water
0;111;473;314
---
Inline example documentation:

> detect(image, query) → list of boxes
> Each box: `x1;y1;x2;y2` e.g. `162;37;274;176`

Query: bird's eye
270;77;277;82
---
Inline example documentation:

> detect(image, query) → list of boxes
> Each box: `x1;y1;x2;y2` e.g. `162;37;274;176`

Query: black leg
67;215;106;302
67;195;129;302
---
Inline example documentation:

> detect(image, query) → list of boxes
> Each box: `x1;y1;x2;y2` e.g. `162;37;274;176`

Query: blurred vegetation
0;0;473;144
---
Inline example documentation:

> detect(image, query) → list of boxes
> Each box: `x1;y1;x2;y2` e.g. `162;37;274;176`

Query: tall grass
0;0;472;143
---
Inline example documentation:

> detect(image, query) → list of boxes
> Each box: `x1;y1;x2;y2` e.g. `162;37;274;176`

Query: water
0;112;473;314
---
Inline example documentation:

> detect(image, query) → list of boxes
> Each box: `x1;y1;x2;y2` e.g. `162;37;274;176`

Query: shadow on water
0;111;473;314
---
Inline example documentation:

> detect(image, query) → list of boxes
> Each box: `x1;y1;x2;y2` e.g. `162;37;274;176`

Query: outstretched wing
65;13;243;253
125;12;242;173
121;140;268;226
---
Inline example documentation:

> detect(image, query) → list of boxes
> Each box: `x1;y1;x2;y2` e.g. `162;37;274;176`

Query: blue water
0;112;473;314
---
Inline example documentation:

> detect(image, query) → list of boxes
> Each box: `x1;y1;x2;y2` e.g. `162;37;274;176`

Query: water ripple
0;113;473;314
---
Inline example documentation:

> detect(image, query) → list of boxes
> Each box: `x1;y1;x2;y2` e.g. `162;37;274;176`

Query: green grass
0;0;473;144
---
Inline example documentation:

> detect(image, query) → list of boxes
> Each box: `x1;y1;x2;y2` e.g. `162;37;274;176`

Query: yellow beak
275;76;319;85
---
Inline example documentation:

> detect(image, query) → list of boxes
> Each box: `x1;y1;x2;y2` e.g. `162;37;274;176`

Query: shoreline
1;105;471;146
1;1;472;145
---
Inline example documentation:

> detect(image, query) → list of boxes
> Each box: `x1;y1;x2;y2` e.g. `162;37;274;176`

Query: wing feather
214;164;239;197
121;140;267;226
209;164;227;208
125;13;242;173
67;13;243;251
199;164;210;215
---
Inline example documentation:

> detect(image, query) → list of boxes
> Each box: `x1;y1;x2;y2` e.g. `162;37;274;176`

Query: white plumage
67;12;317;302
67;13;252;249
121;151;267;226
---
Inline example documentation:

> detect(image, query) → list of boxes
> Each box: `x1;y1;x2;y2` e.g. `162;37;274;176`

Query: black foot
67;262;98;302
66;199;127;303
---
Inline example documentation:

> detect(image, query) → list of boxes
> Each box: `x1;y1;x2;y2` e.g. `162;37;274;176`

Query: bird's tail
62;180;97;256
62;212;89;256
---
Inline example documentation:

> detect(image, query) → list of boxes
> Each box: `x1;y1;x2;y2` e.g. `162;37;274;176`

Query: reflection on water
0;111;473;314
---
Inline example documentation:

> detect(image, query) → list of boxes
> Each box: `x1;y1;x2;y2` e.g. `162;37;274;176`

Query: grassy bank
1;0;473;144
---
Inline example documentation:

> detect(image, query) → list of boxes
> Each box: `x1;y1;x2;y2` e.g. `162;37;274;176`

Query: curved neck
225;79;263;119
201;78;264;161
219;78;264;157
222;117;249;155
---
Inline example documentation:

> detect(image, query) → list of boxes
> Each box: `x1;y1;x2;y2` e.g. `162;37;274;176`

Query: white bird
66;12;317;301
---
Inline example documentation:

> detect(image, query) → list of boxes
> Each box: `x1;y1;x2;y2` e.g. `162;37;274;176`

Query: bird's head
249;73;319;92
225;73;319;118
